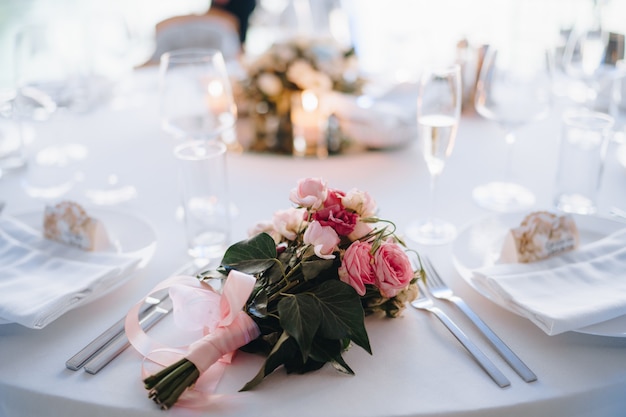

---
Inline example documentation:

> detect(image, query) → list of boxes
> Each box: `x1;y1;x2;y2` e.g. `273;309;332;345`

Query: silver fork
422;256;537;383
412;280;511;388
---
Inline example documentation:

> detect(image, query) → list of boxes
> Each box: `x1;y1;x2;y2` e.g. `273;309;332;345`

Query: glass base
472;181;535;212
188;230;229;260
81;172;138;206
555;193;597;215
406;218;457;245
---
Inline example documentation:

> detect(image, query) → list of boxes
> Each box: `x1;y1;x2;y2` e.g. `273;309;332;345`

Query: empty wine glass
13;21;89;199
406;64;461;245
159;48;237;143
473;44;553;212
561;2;617;109
610;60;626;144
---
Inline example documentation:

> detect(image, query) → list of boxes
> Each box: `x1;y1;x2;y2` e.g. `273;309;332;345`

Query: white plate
16;207;157;267
0;208;157;326
452;213;626;337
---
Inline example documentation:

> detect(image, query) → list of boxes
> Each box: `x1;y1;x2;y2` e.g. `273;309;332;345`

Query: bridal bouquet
143;178;421;409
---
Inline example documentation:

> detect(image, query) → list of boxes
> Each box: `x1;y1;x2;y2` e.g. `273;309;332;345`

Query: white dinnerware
0;209;156;328
452;212;626;337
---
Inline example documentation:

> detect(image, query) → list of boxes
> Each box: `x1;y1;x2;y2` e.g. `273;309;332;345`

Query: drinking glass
174;140;231;260
473;44;553;212
561;2;618;109
406;64;461;245
159;48;237;142
553;110;613;215
13;21;88;199
609;61;626;144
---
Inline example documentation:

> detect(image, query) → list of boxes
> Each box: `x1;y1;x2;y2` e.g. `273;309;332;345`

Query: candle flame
208;80;225;97
302;90;318;112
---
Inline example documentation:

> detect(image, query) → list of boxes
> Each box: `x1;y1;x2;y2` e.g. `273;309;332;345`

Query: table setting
2;2;626;417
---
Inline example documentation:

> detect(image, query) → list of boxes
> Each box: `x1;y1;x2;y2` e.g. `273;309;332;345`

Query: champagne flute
159;48;237;143
473;44;553;212
406;64;461;245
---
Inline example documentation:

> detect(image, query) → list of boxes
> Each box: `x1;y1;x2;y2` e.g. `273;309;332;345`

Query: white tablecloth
1;68;626;417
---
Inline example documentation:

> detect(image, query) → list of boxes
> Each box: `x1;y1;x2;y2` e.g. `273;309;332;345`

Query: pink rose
324;189;345;207
303;220;340;259
348;221;374;241
373;242;413;298
312;203;358;236
272;207;306;241
289;178;327;210
342;189;377;217
338;241;375;296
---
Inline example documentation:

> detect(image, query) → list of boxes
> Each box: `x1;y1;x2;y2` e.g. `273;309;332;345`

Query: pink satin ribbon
125;270;261;407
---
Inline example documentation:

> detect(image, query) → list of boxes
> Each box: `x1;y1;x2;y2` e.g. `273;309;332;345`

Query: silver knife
84;297;173;374
66;260;213;372
65;293;169;371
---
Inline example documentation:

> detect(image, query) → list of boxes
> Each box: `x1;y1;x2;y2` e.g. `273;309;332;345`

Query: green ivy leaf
248;288;268;318
278;294;321;361
308;337;354;375
301;257;335;281
221;233;277;274
240;331;298;392
313;280;372;355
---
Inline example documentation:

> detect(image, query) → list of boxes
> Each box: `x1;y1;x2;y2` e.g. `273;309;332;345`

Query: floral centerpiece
139;178;421;409
242;38;364;154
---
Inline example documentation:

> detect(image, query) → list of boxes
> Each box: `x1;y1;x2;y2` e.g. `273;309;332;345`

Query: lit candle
291;89;326;157
206;79;236;134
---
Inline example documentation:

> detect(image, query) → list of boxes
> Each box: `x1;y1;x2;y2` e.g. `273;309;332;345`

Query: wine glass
13;21;88;199
159;48;239;229
561;2;616;109
473;44;553;212
609;61;626;144
159;48;237;144
406;64;461;245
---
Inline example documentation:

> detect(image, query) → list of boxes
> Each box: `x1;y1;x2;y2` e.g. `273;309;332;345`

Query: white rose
309;72;333;91
286;60;315;88
272;207;306;241
257;73;283;97
342;189;377;217
248;220;282;244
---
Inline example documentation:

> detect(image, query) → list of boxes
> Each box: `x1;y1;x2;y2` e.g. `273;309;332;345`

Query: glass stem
428;173;439;222
504;130;516;183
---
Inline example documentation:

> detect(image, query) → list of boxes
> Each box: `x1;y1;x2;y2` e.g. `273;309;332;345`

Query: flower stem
144;358;200;410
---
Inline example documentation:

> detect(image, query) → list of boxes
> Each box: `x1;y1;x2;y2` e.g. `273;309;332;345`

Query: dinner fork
412;280;511;388
422;256;537;383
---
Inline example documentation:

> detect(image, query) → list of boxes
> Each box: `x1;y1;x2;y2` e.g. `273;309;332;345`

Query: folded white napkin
0;216;141;329
472;228;626;335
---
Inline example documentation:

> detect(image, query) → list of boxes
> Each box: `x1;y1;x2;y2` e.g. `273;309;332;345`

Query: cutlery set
68;257;536;388
66;261;206;374
412;256;537;387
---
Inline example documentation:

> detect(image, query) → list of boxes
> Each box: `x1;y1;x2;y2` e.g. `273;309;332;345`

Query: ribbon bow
125;270;260;406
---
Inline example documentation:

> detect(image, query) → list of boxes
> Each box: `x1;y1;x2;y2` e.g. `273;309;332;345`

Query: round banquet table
1;68;626;417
